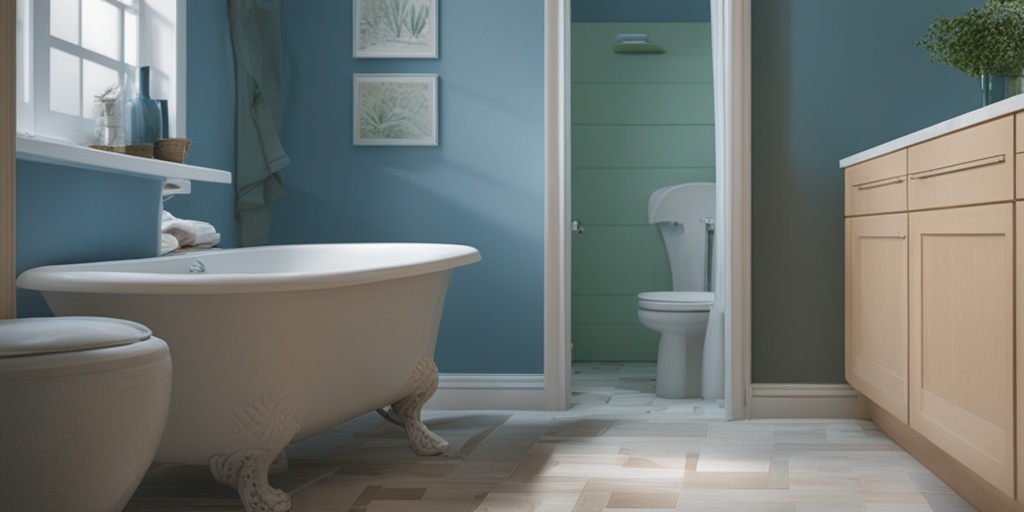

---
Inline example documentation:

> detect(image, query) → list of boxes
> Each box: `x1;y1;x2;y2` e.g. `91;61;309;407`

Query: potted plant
916;0;1024;105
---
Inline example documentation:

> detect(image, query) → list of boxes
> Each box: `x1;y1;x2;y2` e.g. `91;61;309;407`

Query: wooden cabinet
845;150;907;216
909;203;1015;497
845;113;1024;506
845;214;908;423
1016;114;1024;199
1018;204;1024;502
908;116;1014;210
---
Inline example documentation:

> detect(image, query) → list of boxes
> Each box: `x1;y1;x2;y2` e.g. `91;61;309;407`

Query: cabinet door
846;214;908;423
910;203;1015;497
1018;203;1024;504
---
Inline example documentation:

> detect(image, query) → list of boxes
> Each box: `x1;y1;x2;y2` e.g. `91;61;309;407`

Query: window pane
124;9;138;66
50;48;81;116
82;60;120;119
17;0;31;103
82;0;121;60
50;0;80;44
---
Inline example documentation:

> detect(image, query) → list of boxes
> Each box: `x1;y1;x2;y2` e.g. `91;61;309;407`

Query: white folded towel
160;233;180;255
161;211;221;252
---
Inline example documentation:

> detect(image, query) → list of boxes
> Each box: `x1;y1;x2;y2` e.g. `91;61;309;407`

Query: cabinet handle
909;154;1005;180
851;176;905;190
863;232;906;240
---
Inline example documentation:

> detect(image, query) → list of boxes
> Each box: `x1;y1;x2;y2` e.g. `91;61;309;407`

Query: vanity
842;96;1024;511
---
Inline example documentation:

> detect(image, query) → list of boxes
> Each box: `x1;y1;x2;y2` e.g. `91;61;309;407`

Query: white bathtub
17;243;480;512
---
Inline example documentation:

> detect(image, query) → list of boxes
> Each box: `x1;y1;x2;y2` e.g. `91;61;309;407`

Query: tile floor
125;362;975;511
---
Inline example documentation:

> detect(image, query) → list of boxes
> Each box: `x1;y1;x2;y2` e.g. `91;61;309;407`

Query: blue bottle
128;66;163;145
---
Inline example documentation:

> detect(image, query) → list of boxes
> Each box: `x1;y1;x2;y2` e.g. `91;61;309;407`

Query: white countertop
840;94;1024;168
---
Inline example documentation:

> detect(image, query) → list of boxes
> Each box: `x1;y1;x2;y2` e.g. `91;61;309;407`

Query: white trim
16;134;231;183
542;0;752;419
716;0;753;421
543;0;570;412
748;384;858;419
426;374;546;411
2;0;15;319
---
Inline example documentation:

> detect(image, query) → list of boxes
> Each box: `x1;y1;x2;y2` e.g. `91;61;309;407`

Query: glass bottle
127;66;163;145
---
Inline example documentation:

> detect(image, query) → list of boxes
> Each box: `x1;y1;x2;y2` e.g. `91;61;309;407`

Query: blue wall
272;1;546;373
750;0;983;383
15;0;994;383
15;0;237;317
15;162;163;317
161;0;237;248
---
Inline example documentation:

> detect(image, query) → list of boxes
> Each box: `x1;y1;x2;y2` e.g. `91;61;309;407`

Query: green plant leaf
915;0;1024;78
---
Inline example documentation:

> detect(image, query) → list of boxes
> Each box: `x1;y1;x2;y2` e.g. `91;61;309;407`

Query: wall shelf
15;134;232;184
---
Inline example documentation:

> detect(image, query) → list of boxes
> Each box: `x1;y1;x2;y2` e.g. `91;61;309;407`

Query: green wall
571;22;715;362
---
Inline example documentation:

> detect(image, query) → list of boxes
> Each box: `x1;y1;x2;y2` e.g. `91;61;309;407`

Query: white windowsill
15;134;232;184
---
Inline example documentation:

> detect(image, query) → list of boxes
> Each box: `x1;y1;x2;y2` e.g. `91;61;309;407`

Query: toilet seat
638;291;714;312
0;317;166;380
0;317;152;358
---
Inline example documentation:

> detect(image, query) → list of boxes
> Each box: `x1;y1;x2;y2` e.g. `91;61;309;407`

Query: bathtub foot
269;451;289;474
210;449;292;512
376;356;449;456
209;389;300;512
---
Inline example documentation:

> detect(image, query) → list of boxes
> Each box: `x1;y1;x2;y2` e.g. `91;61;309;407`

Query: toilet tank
648;183;715;291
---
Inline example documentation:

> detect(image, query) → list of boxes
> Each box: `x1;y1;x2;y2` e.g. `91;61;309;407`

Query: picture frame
354;74;438;146
353;0;438;59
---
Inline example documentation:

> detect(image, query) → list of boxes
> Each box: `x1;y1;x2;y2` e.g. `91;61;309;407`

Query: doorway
543;0;751;418
567;8;716;410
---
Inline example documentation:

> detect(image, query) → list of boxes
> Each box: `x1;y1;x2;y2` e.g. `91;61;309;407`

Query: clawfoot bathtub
17;243;480;512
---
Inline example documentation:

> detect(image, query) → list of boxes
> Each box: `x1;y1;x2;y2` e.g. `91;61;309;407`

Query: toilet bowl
638;291;713;398
638;182;718;399
0;316;172;512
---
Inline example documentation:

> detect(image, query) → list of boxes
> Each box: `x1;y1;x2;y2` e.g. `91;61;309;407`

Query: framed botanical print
354;74;438;146
354;0;438;58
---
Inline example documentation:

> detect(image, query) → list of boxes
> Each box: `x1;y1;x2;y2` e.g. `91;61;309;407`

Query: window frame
16;0;187;146
14;0;228;184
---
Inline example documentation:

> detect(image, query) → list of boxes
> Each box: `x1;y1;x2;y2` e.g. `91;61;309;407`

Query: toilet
0;316;172;512
638;183;715;399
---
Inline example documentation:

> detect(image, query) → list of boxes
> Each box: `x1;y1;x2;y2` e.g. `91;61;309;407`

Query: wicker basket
154;138;193;163
89;144;154;158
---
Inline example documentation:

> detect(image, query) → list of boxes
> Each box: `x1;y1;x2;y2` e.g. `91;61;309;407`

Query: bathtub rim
16;243;481;295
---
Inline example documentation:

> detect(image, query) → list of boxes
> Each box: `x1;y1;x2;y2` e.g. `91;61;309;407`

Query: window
16;0;185;146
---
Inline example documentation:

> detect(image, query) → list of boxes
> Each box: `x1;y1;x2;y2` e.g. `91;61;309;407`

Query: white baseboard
748;383;858;419
426;374;546;411
427;378;857;418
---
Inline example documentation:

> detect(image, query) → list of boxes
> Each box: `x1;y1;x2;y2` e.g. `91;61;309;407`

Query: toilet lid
0;317;152;358
638;291;714;312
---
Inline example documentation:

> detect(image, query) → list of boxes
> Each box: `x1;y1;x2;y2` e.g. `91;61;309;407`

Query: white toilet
638;183;715;399
0;316;172;512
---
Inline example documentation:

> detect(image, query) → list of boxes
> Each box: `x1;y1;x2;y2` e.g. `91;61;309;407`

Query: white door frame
543;0;751;418
1;0;15;320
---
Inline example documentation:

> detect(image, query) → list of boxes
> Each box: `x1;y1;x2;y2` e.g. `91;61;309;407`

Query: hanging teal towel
613;44;665;54
228;0;290;247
